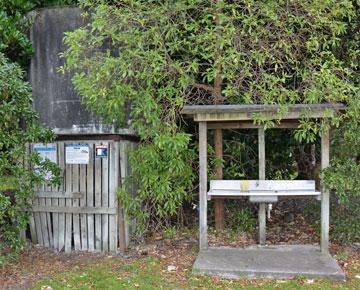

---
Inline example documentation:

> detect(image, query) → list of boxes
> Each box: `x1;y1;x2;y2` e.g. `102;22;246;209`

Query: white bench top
208;180;321;197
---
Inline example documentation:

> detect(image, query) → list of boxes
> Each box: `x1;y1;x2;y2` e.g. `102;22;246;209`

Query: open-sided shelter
182;103;346;280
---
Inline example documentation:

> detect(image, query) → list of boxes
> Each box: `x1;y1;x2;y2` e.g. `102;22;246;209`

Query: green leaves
0;53;56;255
62;0;359;235
118;133;195;235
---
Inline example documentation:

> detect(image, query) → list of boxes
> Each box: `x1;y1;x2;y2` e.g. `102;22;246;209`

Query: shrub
226;205;257;233
304;198;360;245
0;53;58;258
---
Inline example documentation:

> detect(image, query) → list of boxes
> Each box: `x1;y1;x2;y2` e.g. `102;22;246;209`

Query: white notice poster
33;143;57;163
65;144;90;164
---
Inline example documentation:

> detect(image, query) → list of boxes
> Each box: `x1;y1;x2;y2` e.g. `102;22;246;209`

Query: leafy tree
62;0;358;236
322;1;359;203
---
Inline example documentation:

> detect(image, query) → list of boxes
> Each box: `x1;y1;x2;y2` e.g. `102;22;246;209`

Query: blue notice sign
95;144;108;158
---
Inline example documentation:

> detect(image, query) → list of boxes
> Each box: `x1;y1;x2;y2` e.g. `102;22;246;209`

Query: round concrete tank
29;7;131;135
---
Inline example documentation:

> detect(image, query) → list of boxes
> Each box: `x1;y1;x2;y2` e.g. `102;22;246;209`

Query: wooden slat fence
28;140;134;252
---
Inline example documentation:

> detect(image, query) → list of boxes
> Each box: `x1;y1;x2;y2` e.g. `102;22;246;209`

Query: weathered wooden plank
119;140;137;252
52;198;59;250
33;197;43;246
125;141;132;247
29;210;37;244
45;180;53;248
101;143;109;252
258;128;266;181
258;128;266;245
46;198;54;248
37;177;49;247
79;163;88;251
72;164;81;251
194;111;337;122
117;141;129;253
109;142;118;252
182;103;346;114
199;122;208;250
35;191;84;198
321;127;330;254
87;143;95;251
31;206;118;214
125;141;137;247
41;151;54;249
64;162;73;253
58;142;66;251
39;197;50;247
94;148;102;251
26;144;38;244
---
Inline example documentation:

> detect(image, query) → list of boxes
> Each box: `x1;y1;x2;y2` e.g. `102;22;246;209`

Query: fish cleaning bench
208;180;321;203
181;103;347;280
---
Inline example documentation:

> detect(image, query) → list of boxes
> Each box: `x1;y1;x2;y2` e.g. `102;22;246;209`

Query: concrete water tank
29;6;130;135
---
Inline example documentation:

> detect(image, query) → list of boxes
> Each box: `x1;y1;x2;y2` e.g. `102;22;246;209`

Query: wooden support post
321;127;330;253
199;122;208;250
118;141;127;253
214;129;224;230
258;127;266;245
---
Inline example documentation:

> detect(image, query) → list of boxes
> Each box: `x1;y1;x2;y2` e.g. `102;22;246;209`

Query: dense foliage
62;0;358;236
0;0;35;66
0;0;78;65
0;0;75;258
0;53;59;258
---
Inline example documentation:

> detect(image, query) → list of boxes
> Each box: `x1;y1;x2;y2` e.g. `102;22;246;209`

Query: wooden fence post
199;122;208;250
258;127;266;245
321;127;330;253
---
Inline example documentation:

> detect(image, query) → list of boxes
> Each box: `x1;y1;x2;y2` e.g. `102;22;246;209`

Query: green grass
31;256;360;290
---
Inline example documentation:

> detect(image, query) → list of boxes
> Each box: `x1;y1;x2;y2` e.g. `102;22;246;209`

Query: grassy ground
1;234;359;290
1;209;359;289
30;255;360;290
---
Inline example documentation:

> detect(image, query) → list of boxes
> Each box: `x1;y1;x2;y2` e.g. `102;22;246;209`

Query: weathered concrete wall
29;7;129;135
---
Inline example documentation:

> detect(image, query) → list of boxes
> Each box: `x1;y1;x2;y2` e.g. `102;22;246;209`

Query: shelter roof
181;103;346;122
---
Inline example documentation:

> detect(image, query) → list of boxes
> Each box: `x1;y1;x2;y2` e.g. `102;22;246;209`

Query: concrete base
193;245;345;281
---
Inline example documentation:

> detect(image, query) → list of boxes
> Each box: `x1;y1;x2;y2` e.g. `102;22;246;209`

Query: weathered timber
258;128;266;245
199;122;208;250
321;127;330;253
182;103;345;115
32;206;118;214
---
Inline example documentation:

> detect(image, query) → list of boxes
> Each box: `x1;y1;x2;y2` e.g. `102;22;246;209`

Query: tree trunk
213;1;225;230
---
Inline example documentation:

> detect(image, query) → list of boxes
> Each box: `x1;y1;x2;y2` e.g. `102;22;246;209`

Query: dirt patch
1;247;106;289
